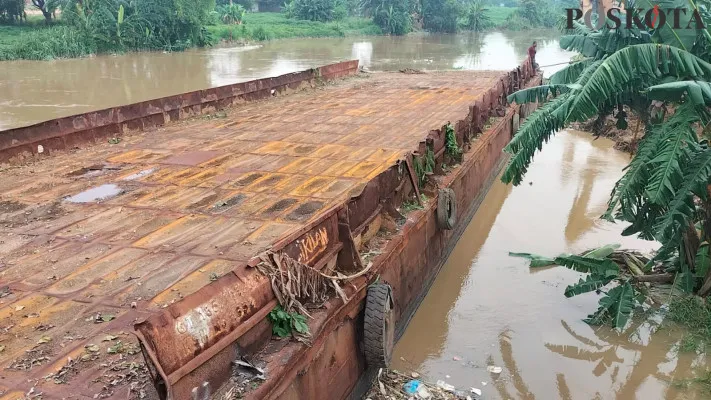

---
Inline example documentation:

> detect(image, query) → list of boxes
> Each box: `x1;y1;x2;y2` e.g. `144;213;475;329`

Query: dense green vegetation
0;0;571;60
504;2;711;330
482;6;515;26
284;0;348;22
207;12;380;42
359;0;414;35
0;0;24;22
1;0;216;60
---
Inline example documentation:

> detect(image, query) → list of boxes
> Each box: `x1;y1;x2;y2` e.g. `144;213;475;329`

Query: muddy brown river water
3;28;707;399
0;30;567;130
393;130;710;399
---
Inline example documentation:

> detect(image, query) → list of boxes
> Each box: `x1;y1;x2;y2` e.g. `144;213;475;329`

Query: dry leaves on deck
256;252;331;317
256;251;374;317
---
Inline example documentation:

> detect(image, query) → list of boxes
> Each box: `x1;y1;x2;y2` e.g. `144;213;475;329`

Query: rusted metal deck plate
0;70;504;399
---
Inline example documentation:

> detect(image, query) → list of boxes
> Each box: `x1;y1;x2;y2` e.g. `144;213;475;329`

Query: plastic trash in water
436;380;456;392
403;380;422;394
416;386;432;399
487;365;503;374
471;387;483;396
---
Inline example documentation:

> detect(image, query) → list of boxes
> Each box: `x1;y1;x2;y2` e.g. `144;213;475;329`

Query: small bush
251;25;270;40
206;12;380;42
422;0;460;33
463;0;492;32
503;13;530;31
218;3;246;25
267;305;309;337
373;5;411;35
285;0;346;22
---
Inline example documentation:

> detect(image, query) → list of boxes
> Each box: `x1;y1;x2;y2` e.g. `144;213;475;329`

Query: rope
536;57;594;68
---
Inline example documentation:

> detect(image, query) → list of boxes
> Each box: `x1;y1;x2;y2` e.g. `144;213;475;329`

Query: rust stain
0;65;524;398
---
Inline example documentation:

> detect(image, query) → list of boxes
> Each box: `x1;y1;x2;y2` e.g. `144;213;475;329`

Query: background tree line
0;0;578;60
283;0;580;34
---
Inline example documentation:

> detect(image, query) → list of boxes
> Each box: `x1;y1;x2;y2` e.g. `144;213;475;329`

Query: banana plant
503;5;711;305
511;244;644;330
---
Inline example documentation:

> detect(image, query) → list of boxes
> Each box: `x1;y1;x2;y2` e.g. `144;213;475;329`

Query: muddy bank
569;108;643;154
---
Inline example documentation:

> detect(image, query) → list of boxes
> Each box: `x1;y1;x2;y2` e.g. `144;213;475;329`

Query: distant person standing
528;41;538;71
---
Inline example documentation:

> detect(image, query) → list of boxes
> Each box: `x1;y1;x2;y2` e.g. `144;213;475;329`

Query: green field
486;6;516;27
207;12;382;42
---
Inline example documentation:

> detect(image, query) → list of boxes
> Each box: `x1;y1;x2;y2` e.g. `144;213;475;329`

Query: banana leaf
583;244;621;259
640;0;702;51
553;255;620;275
508;252;556;267
584;281;636;329
564;273;617;298
646;81;711;105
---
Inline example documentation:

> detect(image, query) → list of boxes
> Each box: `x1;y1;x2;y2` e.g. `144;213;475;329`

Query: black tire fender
363;283;395;368
436;188;457;230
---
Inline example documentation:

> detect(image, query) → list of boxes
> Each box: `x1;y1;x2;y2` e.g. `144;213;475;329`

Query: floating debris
399;68;426;74
366;369;469;399
486;365;503;374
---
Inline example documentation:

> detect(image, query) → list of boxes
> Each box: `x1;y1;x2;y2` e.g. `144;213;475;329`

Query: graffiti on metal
175;303;218;349
296;227;329;265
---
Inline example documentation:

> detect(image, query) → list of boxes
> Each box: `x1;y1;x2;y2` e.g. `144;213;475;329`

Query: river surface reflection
392;130;710;399
0;30;567;129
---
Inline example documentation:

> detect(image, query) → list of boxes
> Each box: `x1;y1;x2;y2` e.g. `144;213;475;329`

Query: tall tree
421;0;460;33
31;0;58;23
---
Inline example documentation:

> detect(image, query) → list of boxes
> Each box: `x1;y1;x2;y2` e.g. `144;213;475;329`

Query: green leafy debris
267;305;310;338
508;252;556;267
584;281;637;330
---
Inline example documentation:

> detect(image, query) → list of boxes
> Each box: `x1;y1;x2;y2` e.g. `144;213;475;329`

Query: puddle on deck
65;184;123;203
393;130;710;399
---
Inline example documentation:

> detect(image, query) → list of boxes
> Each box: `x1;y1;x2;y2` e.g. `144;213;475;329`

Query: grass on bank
666;296;711;353
206;12;381;42
0;25;96;60
0;12;381;60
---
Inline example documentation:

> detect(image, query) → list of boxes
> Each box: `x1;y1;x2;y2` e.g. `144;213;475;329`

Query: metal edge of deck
133;59;541;399
0;60;360;165
254;69;544;400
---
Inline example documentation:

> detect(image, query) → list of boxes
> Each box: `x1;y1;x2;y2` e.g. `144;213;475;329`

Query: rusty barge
0;59;540;400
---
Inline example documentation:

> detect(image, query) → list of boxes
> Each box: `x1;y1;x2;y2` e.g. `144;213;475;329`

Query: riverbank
207;13;381;43
569;108;643;153
0;7;549;62
0;13;382;61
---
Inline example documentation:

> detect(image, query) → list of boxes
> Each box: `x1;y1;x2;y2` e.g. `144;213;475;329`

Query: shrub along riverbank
0;12;380;61
206;12;381;42
0;0;568;61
